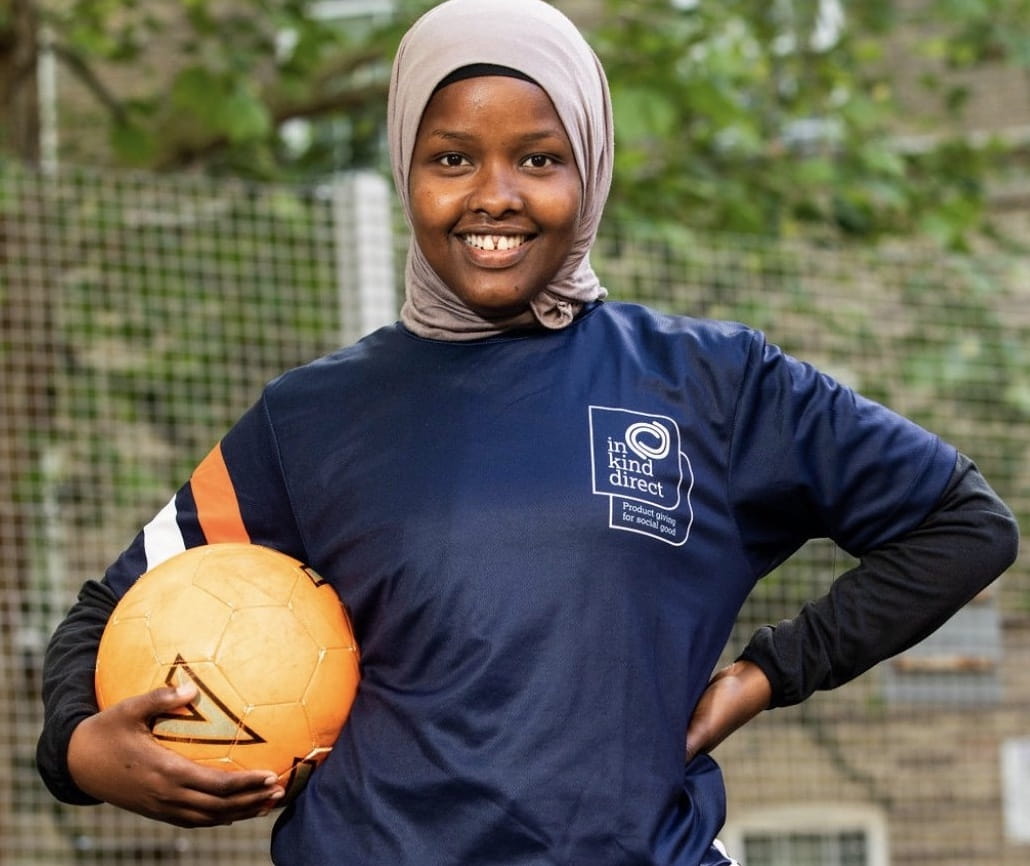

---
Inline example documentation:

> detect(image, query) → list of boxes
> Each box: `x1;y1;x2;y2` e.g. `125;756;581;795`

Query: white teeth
463;234;527;251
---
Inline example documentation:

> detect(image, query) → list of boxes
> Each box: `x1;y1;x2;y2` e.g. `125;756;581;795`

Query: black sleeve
35;578;118;805
738;453;1020;708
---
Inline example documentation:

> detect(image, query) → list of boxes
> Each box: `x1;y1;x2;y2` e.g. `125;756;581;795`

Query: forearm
685;660;772;760
739;453;1020;708
36;578;117;805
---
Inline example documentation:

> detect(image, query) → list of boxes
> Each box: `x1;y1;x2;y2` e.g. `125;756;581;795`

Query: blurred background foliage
2;0;1030;248
592;0;1027;246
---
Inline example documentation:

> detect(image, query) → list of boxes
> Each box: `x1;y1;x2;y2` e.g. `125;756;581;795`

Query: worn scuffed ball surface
95;543;360;801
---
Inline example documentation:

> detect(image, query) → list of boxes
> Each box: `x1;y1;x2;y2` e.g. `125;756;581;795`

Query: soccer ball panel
304;646;361;741
148;586;233;663
192;546;300;608
218;606;321;704
95;615;163;706
234;703;315;770
287;570;356;649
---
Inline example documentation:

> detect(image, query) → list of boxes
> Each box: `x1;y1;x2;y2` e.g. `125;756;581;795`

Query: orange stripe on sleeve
190;443;251;544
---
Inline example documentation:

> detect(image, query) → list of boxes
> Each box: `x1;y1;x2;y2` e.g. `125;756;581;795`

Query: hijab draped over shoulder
388;0;614;340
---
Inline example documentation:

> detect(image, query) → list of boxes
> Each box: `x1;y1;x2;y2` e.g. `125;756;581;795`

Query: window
723;804;888;866
743;829;868;866
1001;737;1030;842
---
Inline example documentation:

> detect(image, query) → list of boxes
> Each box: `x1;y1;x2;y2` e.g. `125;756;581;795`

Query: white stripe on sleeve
142;495;187;571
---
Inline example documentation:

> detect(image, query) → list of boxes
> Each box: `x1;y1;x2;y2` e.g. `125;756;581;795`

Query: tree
2;0;1029;243
1;0;407;178
0;0;40;163
590;0;1025;246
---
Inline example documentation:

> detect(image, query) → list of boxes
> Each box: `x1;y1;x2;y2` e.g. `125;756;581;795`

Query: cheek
409;184;433;223
409;170;443;226
410;204;442;255
546;174;582;225
545;181;582;244
411;188;460;239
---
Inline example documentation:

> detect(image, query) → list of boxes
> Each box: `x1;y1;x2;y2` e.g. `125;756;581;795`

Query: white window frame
722;803;889;866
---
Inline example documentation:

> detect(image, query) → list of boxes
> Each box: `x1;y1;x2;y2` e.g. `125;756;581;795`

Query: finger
130;766;283;826
176;762;284;798
125;736;285;815
153;779;286;827
116;682;199;726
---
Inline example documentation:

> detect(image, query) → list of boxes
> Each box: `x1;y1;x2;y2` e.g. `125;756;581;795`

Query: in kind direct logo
589;406;693;546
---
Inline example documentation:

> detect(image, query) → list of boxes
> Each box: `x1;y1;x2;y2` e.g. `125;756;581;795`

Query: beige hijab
388;0;614;340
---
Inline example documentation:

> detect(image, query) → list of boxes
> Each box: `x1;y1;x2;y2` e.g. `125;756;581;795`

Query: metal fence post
330;170;398;346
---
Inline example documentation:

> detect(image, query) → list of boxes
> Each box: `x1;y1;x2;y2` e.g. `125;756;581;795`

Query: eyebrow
425;129;568;145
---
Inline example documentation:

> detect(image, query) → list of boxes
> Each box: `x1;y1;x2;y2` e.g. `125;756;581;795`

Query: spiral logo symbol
625;421;671;461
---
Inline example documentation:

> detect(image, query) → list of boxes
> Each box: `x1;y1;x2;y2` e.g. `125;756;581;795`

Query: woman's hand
68;682;285;827
685;660;772;762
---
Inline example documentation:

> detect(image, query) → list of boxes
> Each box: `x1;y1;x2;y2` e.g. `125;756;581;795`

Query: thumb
122;681;199;721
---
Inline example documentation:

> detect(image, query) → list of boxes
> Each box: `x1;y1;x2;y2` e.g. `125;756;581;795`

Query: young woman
37;1;1019;864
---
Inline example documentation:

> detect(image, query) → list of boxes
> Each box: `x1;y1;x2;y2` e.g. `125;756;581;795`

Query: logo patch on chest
589;406;694;546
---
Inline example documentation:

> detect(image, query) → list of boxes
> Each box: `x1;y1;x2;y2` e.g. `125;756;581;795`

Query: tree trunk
0;0;41;164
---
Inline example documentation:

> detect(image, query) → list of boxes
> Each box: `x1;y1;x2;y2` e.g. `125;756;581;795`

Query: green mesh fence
2;162;1027;865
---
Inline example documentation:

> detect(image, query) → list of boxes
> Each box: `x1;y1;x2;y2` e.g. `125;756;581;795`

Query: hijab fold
388;0;614;340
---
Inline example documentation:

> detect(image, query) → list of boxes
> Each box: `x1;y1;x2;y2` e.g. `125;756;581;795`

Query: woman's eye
438;153;468;167
524;154;554;168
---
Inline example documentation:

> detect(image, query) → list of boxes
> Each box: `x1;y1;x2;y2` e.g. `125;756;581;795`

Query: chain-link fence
2;162;1027;865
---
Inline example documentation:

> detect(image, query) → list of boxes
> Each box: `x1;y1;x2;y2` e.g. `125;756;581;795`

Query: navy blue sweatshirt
38;302;1018;865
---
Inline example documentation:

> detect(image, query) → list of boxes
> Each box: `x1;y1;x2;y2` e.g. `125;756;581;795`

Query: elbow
998;509;1020;574
976;505;1020;591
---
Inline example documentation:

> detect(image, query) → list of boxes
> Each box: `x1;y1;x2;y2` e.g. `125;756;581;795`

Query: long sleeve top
37;302;1019;865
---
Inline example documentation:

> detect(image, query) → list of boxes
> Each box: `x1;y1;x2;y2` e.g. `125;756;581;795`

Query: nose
468;160;523;218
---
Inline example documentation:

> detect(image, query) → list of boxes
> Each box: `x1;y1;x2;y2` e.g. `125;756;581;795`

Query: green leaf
611;85;678;142
109;121;157;166
222;83;271;142
171;67;223;121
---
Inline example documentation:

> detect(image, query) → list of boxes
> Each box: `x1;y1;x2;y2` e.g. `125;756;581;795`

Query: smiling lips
461;233;530;251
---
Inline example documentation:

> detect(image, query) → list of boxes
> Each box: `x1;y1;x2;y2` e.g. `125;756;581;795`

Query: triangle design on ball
151;655;266;746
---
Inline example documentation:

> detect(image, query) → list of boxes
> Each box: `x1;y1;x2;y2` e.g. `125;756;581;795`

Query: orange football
95;543;360;802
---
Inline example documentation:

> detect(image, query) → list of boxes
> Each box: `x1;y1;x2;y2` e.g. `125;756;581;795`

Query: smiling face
408;76;582;320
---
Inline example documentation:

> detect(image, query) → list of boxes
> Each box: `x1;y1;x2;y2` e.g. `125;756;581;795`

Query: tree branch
49;41;127;122
151;79;388;171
